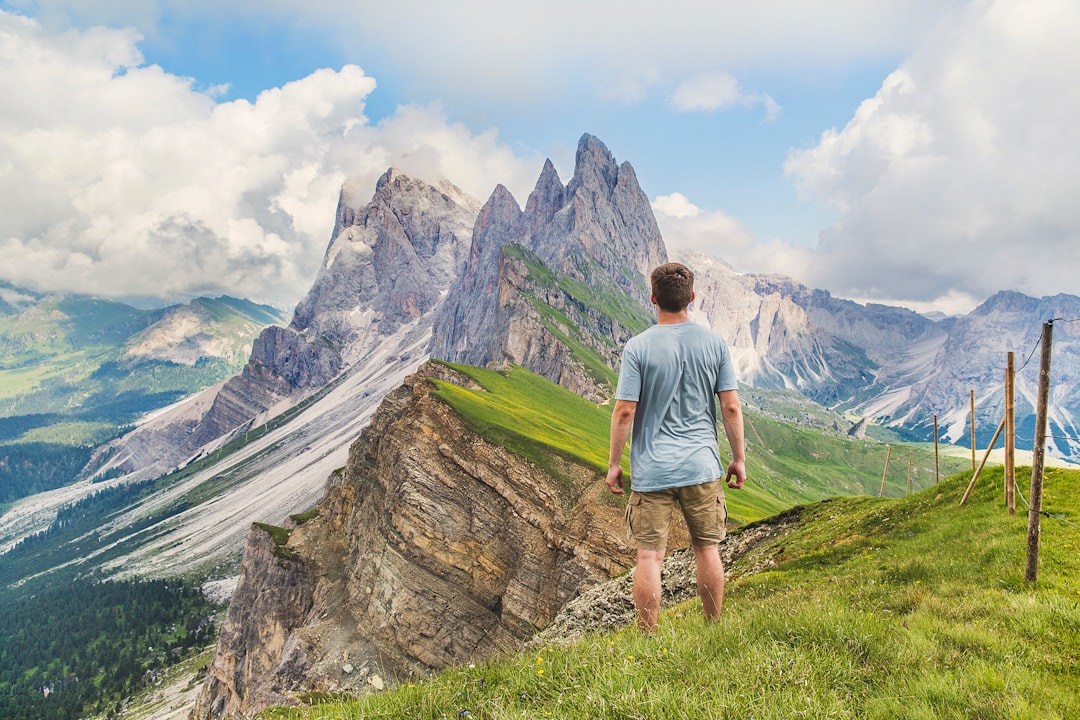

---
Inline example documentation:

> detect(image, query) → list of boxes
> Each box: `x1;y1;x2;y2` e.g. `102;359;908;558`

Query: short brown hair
650;263;694;312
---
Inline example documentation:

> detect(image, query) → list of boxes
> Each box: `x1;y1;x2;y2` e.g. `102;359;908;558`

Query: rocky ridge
431;134;665;400
191;361;641;718
90;169;478;483
682;252;1080;456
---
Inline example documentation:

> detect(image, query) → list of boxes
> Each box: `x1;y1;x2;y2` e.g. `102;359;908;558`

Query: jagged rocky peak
427;184;523;367
291;168;480;356
530;133;667;307
521;159;565;236
566;133;619;199
430;134;665;398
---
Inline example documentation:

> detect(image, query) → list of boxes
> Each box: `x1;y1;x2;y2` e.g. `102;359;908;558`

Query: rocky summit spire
292;168;479;356
429;184;523;366
527;133;667;308
429;134;664;399
520;158;565;238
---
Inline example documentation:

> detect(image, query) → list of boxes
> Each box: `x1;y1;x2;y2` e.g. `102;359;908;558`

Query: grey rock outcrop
191;361;637;719
430;134;665;399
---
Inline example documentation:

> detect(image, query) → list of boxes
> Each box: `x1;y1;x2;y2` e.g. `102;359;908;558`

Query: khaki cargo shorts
626;479;727;552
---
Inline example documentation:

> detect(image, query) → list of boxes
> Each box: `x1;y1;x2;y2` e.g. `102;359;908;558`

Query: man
606;262;746;634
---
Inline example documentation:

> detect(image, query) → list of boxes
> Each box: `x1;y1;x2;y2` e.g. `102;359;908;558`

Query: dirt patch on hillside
530;509;803;646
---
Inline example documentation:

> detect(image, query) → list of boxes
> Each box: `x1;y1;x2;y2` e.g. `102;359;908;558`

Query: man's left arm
718;389;746;489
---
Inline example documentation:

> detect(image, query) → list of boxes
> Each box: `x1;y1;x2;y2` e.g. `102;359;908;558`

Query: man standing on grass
606;262;746;634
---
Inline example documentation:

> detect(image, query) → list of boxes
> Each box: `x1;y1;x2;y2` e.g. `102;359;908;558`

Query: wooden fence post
1005;351;1016;515
1026;321;1054;583
970;389;976;471
960;416;1005;505
879;445;893;497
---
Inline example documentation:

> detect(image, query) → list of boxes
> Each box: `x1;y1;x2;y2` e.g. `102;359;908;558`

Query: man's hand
606;465;625;494
724;459;746;489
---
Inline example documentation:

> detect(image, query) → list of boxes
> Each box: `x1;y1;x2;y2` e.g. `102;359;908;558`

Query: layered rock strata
191;361;636;718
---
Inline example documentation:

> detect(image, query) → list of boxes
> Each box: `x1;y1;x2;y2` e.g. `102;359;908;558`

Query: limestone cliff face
191;524;318;718
191;362;632;719
494;248;646;401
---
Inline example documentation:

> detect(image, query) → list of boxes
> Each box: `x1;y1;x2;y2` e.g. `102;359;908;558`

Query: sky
0;0;1077;316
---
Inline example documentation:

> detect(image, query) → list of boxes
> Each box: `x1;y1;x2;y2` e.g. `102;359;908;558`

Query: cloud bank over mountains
1;1;1078;315
781;0;1080;312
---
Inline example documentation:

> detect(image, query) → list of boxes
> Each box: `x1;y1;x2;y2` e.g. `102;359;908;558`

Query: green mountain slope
0;291;287;504
0;359;1000;720
265;466;1080;720
430;361;969;525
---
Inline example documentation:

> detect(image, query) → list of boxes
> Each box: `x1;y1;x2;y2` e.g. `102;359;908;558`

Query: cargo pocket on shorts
715;490;728;541
625;492;643;547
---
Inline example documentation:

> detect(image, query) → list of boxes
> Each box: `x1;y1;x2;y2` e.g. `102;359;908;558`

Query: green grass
430;361;968;522
430;361;616;509
261;466;1080;720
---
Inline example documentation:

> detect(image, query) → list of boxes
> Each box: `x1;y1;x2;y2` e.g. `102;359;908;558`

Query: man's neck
656;308;690;325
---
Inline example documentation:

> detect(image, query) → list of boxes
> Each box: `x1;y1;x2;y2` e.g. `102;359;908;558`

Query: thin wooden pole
933;414;940;484
906;449;913;496
960;416;1006;505
970;389;976;471
879;445;893;497
1026;320;1054;583
1005;351;1016;515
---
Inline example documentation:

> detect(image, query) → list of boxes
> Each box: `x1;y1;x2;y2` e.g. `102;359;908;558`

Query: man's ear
650;294;658;306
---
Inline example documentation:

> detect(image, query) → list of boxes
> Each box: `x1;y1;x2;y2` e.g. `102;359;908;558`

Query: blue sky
1;1;1077;315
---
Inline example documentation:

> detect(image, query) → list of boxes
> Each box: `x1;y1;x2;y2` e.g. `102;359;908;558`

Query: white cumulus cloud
653;193;814;280
0;11;539;307
670;71;779;120
784;0;1080;306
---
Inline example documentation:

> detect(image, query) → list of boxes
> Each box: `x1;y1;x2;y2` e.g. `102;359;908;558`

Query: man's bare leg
633;548;665;633
693;544;725;620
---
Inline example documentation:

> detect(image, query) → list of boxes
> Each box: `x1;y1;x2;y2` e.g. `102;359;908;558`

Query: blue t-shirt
614;321;738;492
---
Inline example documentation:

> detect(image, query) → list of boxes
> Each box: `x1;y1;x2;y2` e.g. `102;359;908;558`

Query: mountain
0;168;482;578
88;169;479;485
189;136;977;718
431;134;665;400
0;291;287;507
3;132;1076;719
191;361;632;717
681;253;1080;460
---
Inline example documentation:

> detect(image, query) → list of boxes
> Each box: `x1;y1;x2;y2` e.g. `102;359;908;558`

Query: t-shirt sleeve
714;337;738;393
615;342;642;401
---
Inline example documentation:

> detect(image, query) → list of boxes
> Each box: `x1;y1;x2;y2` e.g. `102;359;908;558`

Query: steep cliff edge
192;361;641;719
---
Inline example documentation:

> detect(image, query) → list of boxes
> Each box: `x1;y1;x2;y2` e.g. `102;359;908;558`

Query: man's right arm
718;389;746;489
606;399;637;495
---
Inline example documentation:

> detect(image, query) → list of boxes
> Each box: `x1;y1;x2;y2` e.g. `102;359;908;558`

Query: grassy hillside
0;293;286;503
430;361;969;524
263;465;1080;719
